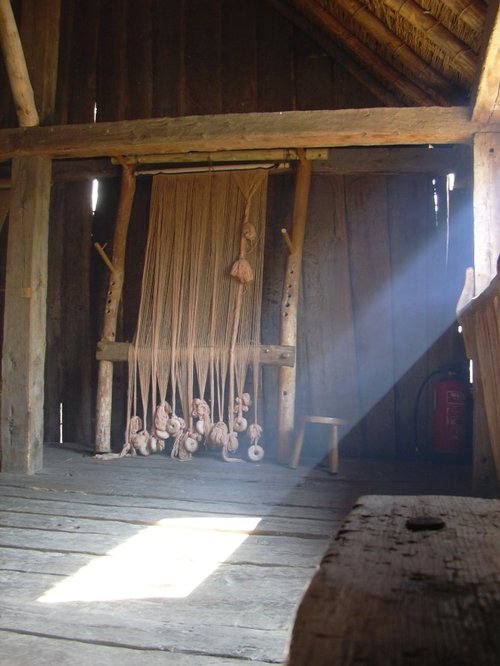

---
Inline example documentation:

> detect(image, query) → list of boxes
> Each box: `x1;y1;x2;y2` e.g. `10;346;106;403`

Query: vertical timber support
1;158;51;472
95;164;136;453
472;132;500;295
277;154;312;463
0;0;59;473
459;132;500;494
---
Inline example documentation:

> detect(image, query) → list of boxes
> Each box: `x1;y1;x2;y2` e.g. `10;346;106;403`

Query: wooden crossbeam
96;341;295;368
0;107;494;161
315;145;468;175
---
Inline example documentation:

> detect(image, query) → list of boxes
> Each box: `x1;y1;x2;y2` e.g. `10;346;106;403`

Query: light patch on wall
445;172;456;266
431;178;439;219
59;401;63;444
91;178;99;213
446;172;455;192
37;515;261;603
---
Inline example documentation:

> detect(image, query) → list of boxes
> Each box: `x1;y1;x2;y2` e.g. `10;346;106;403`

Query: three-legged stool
289;416;347;474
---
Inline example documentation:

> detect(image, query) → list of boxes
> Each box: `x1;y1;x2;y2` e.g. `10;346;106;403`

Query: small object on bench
289;416;346;473
405;515;445;531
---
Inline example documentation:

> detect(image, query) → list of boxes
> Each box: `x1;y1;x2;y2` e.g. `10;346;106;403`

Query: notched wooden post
95;163;136;453
277;153;312;463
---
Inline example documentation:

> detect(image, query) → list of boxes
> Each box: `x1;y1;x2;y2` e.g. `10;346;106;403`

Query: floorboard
0;444;472;664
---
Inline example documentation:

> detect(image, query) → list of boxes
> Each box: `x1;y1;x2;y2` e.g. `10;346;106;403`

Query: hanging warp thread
120;170;268;462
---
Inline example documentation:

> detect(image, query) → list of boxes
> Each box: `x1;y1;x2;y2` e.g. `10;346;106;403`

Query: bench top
287;494;500;666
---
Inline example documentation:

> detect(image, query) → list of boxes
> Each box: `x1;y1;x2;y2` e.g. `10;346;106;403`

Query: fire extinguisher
432;374;469;455
414;363;471;457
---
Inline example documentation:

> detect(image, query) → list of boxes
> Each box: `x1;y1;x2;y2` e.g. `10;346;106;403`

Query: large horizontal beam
0;145;464;184
315;145;469;175
0;107;496;160
96;341;296;367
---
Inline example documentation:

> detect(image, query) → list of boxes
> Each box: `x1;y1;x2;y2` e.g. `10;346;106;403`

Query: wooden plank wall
0;0;470;457
93;171;469;459
49;0;381;126
36;0;381;450
45;182;93;447
273;173;471;459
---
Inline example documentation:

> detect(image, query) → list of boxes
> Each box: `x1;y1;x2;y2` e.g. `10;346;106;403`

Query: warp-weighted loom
95;156;312;463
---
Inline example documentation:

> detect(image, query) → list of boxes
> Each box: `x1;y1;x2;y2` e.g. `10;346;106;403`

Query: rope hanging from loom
125;170;268;461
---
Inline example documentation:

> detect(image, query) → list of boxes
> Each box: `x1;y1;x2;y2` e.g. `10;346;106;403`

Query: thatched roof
271;0;491;107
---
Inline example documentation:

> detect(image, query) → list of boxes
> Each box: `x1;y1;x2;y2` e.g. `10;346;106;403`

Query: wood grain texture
0;445;473;665
278;157;312;462
151;0;182;118
221;0;258;114
95;165;136;453
471;0;500;123
387;174;431;454
298;175;362;455
96;340;295;367
0;107;489;160
19;0;61;124
0;0;39;126
257;0;294;112
96;0;128;121
183;0;222;116
287;494;500;666
472;133;500;294
458;269;500;489
126;0;153;120
346;175;396;455
1;157;51;473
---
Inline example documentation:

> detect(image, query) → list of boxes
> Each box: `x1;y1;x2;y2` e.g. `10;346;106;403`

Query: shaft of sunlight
38;515;261;603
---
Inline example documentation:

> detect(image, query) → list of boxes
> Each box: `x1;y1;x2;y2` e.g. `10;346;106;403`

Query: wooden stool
290;416;347;474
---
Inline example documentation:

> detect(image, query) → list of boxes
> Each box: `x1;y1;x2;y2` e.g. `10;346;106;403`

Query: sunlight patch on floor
37;515;261;603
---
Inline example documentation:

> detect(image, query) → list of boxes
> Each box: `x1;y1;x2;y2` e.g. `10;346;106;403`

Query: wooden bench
286;494;500;665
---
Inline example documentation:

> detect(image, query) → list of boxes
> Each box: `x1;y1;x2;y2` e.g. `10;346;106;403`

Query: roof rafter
268;0;401;107
382;0;476;82
329;0;460;101
471;0;500;123
286;0;443;105
439;0;485;35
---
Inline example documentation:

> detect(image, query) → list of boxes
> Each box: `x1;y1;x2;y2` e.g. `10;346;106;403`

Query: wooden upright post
458;131;500;494
472;132;500;295
1;157;51;472
95;165;136;453
0;0;59;473
277;155;312;463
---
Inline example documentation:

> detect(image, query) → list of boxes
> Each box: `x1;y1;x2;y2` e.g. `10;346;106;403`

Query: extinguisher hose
413;362;468;455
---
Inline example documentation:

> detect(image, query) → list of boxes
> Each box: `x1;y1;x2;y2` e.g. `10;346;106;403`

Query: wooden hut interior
0;1;499;664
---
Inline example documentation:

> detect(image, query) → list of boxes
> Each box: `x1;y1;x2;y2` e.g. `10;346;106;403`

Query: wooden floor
0;445;472;665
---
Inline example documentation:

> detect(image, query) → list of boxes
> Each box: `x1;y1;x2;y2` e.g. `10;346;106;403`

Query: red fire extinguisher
432;375;469;455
